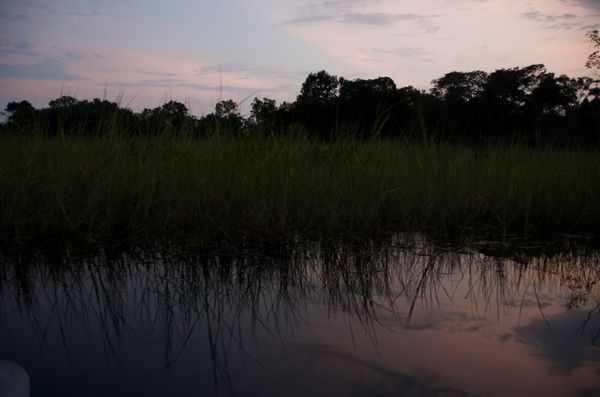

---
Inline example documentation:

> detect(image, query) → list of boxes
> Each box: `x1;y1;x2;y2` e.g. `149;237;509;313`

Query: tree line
3;64;599;146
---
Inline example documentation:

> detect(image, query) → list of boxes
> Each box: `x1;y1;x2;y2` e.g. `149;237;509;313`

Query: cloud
581;23;600;30
96;66;176;77
0;58;84;81
64;50;87;60
297;0;376;14
284;0;380;24
54;49;104;61
106;78;259;95
195;62;297;79
560;0;600;12
367;46;434;61
0;11;28;21
340;12;435;26
65;10;100;17
22;0;100;17
288;11;440;33
523;10;582;30
285;13;335;24
284;1;440;32
523;11;578;22
288;10;439;31
0;41;39;57
547;21;584;30
131;69;176;77
282;343;473;397
502;311;600;374
22;0;54;13
0;41;101;66
360;46;435;64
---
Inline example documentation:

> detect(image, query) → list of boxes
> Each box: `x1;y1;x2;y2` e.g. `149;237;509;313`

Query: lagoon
1;238;599;396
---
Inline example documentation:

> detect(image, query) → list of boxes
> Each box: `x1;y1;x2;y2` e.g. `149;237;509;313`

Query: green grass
1;131;600;247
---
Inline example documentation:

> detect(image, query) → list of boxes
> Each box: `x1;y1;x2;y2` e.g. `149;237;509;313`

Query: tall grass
1;131;600;247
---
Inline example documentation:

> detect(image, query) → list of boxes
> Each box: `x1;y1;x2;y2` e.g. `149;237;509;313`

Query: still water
1;238;599;396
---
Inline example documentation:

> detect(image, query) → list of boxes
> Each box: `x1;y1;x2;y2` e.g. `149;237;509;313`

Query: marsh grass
1;131;600;247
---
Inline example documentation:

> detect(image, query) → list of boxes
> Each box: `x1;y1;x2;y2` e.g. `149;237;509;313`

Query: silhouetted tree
2;64;598;145
294;71;341;139
161;100;188;117
5;100;36;126
528;73;578;115
574;77;595;101
250;97;277;126
297;70;339;105
48;96;79;109
140;101;192;135
482;65;546;108
431;71;487;103
584;29;600;139
198;99;244;135
215;99;239;118
586;29;600;71
336;77;399;137
339;77;396;102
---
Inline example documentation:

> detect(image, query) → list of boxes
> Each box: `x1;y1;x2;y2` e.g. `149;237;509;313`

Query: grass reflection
1;239;599;390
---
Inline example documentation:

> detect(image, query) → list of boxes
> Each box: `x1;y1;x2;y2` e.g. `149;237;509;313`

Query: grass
1;131;600;248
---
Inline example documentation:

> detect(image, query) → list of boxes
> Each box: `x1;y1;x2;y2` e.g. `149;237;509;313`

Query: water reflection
0;239;599;396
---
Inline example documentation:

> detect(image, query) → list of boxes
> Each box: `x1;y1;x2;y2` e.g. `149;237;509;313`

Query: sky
0;0;599;117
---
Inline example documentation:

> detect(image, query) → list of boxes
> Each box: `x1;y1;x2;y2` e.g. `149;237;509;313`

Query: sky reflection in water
0;240;599;397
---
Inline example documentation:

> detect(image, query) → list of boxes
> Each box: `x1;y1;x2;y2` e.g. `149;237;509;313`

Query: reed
1;130;599;247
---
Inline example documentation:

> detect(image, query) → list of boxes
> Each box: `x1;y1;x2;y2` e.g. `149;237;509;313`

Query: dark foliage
586;29;600;71
3;64;600;146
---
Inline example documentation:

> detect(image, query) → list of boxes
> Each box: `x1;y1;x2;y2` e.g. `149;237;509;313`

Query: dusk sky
1;0;599;117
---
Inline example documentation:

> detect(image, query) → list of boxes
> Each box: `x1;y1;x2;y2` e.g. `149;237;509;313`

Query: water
1;239;599;396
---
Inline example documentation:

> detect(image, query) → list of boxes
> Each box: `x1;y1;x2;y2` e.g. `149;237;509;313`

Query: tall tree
339;77;396;102
48;96;79;108
215;99;239;118
250;97;277;125
297;70;339;105
5;100;36;126
160;101;189;117
528;73;578;115
431;71;488;102
482;64;546;108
